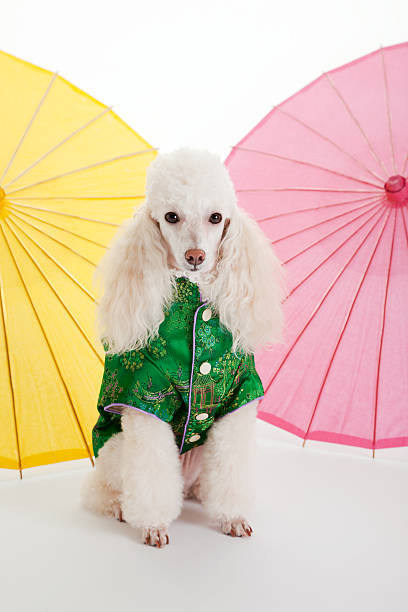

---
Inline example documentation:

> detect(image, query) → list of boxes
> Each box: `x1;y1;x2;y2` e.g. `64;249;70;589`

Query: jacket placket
179;300;216;454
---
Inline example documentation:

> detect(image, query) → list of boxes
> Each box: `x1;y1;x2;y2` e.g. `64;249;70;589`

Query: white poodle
81;148;286;547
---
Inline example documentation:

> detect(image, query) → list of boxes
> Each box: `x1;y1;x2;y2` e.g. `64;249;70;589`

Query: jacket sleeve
98;349;182;423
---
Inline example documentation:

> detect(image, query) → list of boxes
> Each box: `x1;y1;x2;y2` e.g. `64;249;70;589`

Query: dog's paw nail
221;517;253;538
143;527;169;548
112;502;125;522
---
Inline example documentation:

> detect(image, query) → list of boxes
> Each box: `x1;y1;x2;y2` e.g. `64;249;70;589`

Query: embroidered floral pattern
168;305;194;331
197;325;216;349
175;276;199;302
146;336;167;359
120;350;144;372
97;368;123;406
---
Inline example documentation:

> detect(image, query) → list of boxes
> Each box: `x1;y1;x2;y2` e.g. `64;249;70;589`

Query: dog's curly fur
81;148;286;547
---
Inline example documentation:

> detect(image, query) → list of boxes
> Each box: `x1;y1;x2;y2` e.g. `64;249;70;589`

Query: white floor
1;421;408;612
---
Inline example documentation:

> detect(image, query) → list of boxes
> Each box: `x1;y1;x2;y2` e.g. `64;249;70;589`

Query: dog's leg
81;432;124;521
199;400;258;537
121;407;184;548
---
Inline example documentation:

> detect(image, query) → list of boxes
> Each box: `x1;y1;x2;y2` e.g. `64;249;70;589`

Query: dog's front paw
143;526;170;548
220;517;253;538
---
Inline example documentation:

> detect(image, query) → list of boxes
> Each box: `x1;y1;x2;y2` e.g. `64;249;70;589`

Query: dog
81;147;285;547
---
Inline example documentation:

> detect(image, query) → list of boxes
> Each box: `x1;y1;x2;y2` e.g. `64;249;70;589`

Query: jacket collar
172;275;203;305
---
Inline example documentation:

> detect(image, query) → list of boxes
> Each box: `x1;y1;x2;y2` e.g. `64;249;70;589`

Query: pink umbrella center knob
384;175;408;206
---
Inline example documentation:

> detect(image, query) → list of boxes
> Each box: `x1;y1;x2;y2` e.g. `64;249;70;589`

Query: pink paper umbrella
225;42;408;457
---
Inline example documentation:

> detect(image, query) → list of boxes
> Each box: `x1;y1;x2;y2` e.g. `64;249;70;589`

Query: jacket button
202;308;212;321
196;413;209;421
189;434;201;442
199;362;211;375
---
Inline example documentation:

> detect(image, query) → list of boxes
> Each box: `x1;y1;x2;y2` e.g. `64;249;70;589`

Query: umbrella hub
384;175;408;207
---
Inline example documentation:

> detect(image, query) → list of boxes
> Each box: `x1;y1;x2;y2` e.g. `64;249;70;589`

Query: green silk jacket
92;276;264;457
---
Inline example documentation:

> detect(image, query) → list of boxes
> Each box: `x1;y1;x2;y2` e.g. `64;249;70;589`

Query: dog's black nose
185;249;206;266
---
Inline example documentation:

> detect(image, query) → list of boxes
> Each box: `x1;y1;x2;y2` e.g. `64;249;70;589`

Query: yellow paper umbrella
0;51;157;478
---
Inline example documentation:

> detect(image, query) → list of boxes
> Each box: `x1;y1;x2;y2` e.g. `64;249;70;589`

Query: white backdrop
2;0;407;160
2;4;408;611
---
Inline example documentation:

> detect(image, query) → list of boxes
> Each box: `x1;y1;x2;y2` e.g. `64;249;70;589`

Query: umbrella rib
4;217;104;364
6;206;96;301
8;201;120;227
401;206;408;247
269;200;380;245
0;72;58;184
7;204;108;249
372;206;397;457
231;146;383;189
274;106;385;183
282;205;385;304
237;187;379;194
256;194;382;223
402;154;408;177
263;206;389;398
283;206;386;308
282;196;385;266
13;195;145;201
302;207;393;448
3;106;113;189
0;259;23;479
5;148;157;196
323;72;390;178
379;47;397;175
6;210;100;267
0;221;95;467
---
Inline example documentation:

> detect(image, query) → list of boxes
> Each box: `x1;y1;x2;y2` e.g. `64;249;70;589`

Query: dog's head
95;147;286;355
144;148;235;275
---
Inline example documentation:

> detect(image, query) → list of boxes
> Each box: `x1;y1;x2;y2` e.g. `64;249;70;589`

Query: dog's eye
209;212;222;224
165;212;179;224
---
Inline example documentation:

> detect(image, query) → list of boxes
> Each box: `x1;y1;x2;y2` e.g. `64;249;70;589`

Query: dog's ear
93;204;174;354
210;207;287;354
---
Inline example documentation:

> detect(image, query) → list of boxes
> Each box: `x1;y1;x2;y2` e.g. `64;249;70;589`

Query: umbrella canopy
225;42;408;456
0;51;157;477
